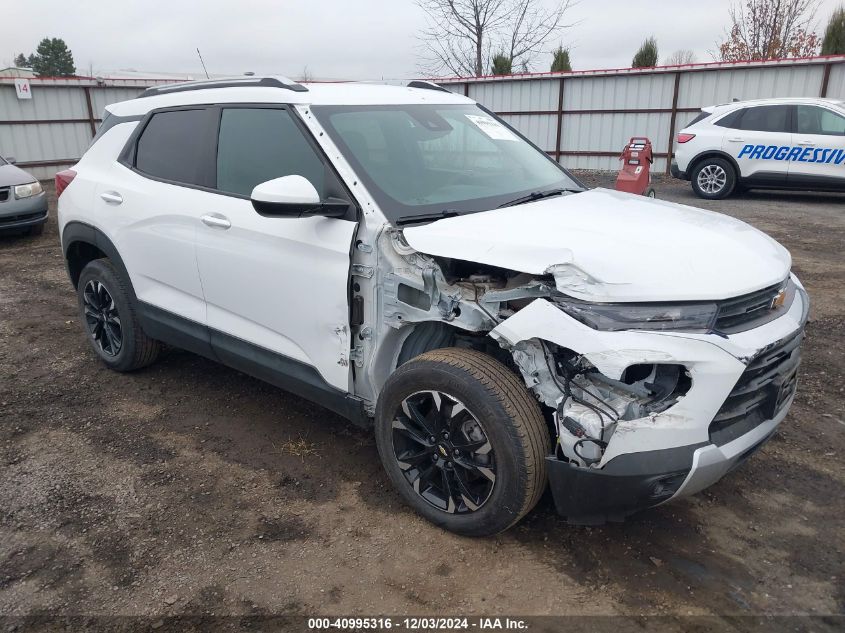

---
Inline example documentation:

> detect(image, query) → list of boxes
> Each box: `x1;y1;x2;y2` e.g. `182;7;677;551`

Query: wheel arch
62;222;135;300
688;150;742;180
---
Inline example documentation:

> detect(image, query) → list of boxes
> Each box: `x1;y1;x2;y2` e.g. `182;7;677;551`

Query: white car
672;97;845;199
57;77;807;535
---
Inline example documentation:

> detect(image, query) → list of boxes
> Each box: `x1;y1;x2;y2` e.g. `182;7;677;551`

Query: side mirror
250;175;348;218
5;156;16;164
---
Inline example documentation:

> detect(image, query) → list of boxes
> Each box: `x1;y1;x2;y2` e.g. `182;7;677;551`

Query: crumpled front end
490;276;809;524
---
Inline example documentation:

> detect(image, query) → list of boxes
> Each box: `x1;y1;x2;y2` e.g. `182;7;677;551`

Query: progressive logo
738;144;845;164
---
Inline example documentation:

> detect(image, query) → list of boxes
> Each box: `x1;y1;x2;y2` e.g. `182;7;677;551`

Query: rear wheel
76;259;160;372
375;348;550;536
691;157;736;199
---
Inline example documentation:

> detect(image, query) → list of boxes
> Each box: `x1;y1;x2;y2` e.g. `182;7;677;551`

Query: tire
28;222;45;236
76;259;160;372
375;347;550;536
691;157;736;199
645;188;656;198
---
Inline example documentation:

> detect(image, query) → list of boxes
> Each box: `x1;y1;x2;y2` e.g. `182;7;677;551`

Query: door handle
100;191;123;205
201;214;231;229
727;137;745;143
796;140;816;147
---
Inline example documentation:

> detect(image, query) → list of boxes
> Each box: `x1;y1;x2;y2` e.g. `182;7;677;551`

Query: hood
402;188;791;302
0;163;38;187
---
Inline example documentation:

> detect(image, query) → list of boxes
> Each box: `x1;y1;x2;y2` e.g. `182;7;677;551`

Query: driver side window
797;105;845;136
216;107;326;197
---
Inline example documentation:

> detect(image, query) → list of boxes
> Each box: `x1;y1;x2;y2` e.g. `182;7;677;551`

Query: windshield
311;104;583;222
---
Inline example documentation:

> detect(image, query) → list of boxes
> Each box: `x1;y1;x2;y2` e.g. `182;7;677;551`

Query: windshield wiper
497;187;581;208
396;209;460;226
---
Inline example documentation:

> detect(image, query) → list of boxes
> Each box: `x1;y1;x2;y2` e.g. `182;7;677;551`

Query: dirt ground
0;174;843;625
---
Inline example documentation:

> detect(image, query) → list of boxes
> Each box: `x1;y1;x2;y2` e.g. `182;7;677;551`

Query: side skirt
137;302;370;427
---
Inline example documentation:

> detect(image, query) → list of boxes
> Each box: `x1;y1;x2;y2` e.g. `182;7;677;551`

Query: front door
194;106;358;392
791;103;845;188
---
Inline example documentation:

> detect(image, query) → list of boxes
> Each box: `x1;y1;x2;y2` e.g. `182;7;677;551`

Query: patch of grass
274;436;319;459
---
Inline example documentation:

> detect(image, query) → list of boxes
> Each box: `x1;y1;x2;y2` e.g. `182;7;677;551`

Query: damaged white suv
58;77;808;536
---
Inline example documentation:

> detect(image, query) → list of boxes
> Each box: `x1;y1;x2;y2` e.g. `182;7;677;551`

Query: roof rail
139;76;308;98
407;80;450;93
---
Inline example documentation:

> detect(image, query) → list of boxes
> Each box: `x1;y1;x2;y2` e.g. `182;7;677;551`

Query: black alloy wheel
83;279;122;356
391;390;496;514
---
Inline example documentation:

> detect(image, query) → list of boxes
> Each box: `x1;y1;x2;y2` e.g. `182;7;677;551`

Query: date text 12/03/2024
737;144;845;164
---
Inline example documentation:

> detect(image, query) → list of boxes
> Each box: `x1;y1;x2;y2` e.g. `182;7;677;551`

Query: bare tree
416;0;575;76
665;49;696;65
297;65;313;82
716;0;821;61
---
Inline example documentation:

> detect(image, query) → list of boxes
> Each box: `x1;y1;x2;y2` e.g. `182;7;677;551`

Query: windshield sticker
465;114;518;141
737;144;845;164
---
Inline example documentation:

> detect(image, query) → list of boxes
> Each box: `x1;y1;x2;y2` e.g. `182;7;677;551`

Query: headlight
14;181;43;199
554;297;718;332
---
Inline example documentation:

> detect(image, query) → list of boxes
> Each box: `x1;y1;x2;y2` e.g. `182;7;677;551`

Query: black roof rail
407;80;451;93
139;76;308;98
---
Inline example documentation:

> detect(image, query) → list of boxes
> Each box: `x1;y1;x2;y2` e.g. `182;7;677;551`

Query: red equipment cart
615;137;656;198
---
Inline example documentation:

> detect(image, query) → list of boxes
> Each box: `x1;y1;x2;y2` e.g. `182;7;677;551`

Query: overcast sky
4;0;844;79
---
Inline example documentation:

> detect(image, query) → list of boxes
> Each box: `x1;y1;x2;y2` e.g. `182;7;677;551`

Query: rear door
99;107;217;328
194;105;358;392
721;105;794;185
791;104;845;189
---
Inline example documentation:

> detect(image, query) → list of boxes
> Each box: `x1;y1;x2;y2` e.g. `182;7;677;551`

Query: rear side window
736;105;792;133
135;109;214;186
796;105;845;136
714;109;743;128
216;108;325;197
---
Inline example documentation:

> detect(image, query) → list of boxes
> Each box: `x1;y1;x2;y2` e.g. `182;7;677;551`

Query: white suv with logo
671;97;845;199
58;77;807;535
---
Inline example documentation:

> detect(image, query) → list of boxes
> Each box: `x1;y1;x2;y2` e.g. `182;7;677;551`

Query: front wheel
691;157;736;199
375;348;550;536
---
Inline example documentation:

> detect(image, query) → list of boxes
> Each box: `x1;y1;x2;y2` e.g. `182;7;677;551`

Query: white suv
672;97;845;199
57;77;808;535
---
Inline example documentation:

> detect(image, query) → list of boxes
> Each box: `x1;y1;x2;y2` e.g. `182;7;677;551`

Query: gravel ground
0;174;843;626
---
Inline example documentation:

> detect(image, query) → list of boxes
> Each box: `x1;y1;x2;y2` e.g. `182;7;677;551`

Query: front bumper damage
491;275;809;524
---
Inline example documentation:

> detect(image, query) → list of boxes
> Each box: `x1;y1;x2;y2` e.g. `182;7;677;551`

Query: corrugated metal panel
559;154;667;173
499;114;557;151
0;122;91;162
563;74;675;110
560;112;671;155
90;87;146;116
469;79;559;111
827;65;845;99
0;84;88;120
443;83;467;96
679;66;825;108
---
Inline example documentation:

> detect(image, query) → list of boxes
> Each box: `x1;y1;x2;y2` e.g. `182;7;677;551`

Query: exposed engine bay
353;227;692;471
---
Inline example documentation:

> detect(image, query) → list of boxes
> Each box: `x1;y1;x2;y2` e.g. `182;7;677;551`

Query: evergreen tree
551;46;572;72
30;38;76;77
632;37;659;68
822;5;845;54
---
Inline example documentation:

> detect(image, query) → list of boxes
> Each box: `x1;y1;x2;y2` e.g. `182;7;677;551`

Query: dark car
0;155;48;235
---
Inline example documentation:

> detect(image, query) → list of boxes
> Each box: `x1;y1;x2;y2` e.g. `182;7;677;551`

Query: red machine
615;137;656;198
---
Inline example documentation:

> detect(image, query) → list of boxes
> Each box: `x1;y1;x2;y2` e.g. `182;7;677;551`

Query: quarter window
796;105;845;136
216;108;325;197
135;109;214;186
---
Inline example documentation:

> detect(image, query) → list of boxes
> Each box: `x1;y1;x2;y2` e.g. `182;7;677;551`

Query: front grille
0;210;47;226
0;187;9;202
715;281;788;332
709;329;803;446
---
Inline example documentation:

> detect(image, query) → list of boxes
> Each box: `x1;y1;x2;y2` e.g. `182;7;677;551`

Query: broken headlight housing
553;297;718;332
